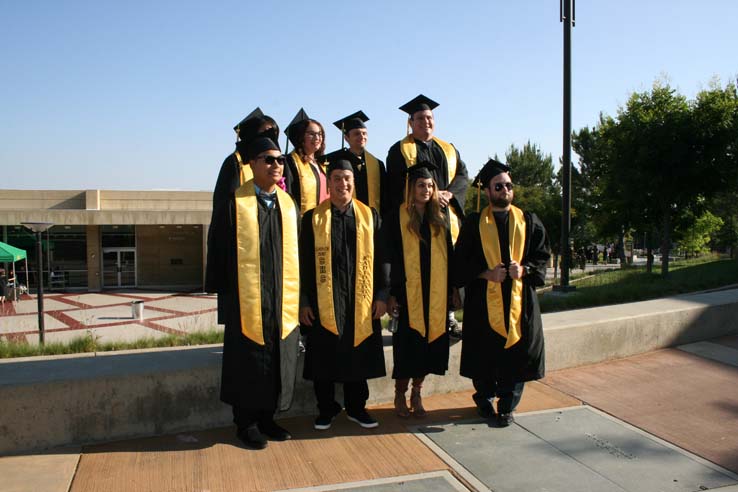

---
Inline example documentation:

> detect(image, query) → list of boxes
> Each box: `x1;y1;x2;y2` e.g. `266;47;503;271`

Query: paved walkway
2;334;736;491
0;291;220;345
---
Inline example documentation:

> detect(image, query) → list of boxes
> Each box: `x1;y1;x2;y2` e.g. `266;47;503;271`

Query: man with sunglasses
209;137;301;450
453;159;550;427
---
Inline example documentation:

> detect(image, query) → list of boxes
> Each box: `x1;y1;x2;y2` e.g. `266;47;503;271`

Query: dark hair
239;116;280;145
294;118;326;159
406;175;446;241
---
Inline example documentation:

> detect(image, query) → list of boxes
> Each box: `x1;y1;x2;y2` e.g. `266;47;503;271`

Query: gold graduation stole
479;205;526;349
291;150;321;213
363;151;382;213
234;151;253;185
400;136;461;244
399;206;448;342
235;180;300;345
312;200;374;347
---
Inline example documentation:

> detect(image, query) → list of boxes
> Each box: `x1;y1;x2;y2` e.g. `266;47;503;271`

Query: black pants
472;378;525;414
232;405;277;430
313;379;369;416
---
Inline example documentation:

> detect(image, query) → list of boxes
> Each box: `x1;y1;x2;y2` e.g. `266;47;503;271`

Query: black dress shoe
258;420;292;441
237;424;268;449
497;412;515;427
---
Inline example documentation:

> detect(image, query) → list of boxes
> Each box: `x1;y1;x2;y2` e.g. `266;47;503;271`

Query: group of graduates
205;94;551;450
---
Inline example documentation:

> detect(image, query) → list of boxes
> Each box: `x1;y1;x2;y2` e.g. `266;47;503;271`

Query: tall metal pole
559;0;575;290
36;231;45;345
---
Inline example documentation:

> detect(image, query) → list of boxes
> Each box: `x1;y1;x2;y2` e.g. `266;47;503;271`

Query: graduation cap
406;160;438;181
322;149;359;175
284;108;310;151
473;158;511;211
399;94;439;116
245;137;281;161
233;107;264;138
333;111;369;134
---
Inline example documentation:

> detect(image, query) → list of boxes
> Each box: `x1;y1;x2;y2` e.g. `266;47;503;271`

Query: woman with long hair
387;161;457;417
284;109;328;214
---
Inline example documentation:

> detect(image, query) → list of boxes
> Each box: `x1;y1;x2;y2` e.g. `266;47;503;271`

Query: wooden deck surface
70;382;580;492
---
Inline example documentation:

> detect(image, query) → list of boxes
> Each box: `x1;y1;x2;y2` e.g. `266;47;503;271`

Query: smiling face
345;127;367;153
409;109;434;141
485;172;514;210
412;177;435;206
328;169;354;207
302;122;324;156
250;150;284;191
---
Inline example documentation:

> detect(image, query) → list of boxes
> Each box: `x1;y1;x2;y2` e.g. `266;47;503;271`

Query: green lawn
539;256;738;313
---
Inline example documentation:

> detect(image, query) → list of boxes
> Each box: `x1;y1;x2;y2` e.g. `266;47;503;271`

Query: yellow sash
313;200;375;347
363;151;382;213
399;206;447;342
291;150;320;213
235;180;300;345
479;205;526;349
234;151;253;185
399;136;460;243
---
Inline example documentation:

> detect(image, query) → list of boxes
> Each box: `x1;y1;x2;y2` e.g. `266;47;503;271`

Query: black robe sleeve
452;212;488;288
522;212;550;287
372;207;390;303
205;153;240;293
447;147;469;214
385;141;407;216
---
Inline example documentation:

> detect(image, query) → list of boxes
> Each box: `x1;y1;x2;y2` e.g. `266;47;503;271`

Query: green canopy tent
0;241;29;298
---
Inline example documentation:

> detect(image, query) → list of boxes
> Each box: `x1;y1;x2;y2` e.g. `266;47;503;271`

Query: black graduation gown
284;152;326;214
205;152;240;325
453;210;550;383
388;209;451;378
385;139;468;220
351;151;387;215
299;203;389;382
209;192;300;411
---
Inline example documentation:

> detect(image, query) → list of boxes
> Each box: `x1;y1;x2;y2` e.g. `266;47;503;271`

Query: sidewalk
0;291;220;345
2;334;737;492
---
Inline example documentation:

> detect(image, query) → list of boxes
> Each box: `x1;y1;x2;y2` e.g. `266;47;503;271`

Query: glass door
102;248;136;288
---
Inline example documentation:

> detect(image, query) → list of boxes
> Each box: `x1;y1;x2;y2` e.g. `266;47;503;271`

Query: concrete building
0;189;212;291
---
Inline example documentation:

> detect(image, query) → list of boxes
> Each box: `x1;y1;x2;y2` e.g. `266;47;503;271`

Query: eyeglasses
493;182;513;192
306;131;324;139
258;155;286;165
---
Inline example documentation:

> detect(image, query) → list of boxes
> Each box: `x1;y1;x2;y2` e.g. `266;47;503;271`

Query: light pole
556;0;576;292
21;222;54;345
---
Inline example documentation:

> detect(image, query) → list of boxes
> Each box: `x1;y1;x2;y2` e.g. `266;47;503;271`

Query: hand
478;263;507;283
451;287;462;310
387;296;399;316
372;300;387;319
438;190;453;208
508;261;524;280
299;306;315;326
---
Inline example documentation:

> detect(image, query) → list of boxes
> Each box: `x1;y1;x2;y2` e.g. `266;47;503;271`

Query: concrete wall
86;225;101;291
1;289;737;455
136;225;204;287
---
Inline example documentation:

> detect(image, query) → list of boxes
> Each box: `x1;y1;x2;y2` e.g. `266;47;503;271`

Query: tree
676;211;724;257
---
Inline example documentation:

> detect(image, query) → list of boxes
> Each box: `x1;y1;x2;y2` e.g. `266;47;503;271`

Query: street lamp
21;221;54;345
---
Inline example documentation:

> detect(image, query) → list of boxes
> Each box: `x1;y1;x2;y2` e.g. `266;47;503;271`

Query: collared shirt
254;183;277;209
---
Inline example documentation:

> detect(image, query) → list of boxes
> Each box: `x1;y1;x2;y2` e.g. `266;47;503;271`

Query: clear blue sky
2;0;736;191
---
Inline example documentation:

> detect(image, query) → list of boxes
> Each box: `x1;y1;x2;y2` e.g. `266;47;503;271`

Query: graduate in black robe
327;111;386;215
454;159;550;427
299;154;390;430
386;162;456;418
207;137;300;449
205;108;280;321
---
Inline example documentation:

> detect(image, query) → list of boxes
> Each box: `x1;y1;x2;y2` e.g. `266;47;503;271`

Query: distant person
454;159;550;427
207;137;301;450
385;94;468;338
0;268;7;304
299;152;389;430
327;111;386;214
284;109;329;215
386;162;457;418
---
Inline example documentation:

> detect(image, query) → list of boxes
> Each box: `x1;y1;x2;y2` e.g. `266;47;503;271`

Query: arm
385;142;407;214
299;211;316;327
452;213;490;287
522;212;551;287
446;148;469;213
372;208;389;318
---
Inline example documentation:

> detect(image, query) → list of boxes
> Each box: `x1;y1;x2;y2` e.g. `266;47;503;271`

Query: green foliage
676;211;724;256
0;329;224;359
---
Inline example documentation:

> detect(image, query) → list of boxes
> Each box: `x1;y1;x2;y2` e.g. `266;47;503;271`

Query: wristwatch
523;265;533;276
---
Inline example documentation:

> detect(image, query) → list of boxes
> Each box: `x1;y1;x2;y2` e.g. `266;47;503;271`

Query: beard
491;195;512;208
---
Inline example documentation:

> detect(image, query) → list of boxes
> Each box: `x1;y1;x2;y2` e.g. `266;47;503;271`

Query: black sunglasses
494;182;513;192
259;155;286;165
